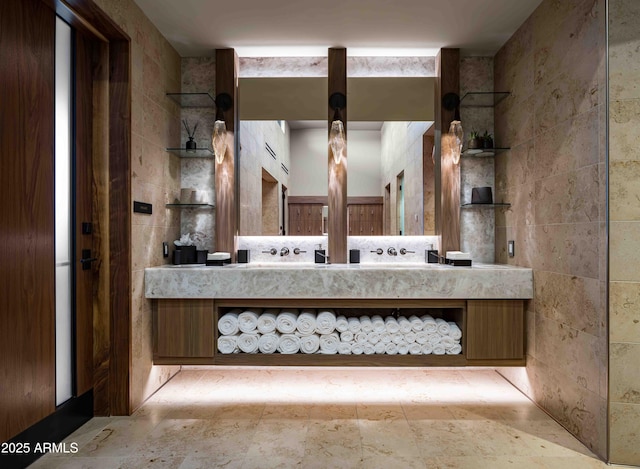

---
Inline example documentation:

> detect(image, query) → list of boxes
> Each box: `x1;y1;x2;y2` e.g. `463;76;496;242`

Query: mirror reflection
238;120;434;236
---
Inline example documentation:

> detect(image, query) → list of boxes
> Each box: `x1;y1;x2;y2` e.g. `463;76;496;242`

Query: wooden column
328;47;347;264
215;49;239;261
435;48;460;257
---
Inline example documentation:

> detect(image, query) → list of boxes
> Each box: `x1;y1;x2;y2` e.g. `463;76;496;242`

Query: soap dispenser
314;244;326;264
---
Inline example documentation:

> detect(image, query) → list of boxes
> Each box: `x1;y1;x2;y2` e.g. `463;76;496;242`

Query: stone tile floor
30;367;630;468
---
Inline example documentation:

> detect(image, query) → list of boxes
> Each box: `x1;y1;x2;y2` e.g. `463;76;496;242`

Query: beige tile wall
92;0;181;411
608;0;640;465
494;0;608;459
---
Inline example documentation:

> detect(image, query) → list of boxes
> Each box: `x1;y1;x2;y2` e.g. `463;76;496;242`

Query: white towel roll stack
316;310;337;334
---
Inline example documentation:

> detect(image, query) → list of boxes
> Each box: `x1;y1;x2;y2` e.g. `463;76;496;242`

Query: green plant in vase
483;131;493;149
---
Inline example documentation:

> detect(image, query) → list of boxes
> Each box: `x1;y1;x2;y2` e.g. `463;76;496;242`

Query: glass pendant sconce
442;92;463;164
328;92;347;165
212;93;233;164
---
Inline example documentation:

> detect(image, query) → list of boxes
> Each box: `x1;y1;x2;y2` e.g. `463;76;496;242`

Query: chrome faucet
280;247;290;256
293;247;306;255
262;248;277;256
399;248;415;255
388;247;398;256
370;248;383;255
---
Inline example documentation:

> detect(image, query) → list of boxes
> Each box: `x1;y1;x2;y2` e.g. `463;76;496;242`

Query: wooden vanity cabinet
154;299;215;362
153;298;525;366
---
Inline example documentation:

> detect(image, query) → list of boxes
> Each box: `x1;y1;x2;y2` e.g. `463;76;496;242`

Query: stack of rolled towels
217;309;462;355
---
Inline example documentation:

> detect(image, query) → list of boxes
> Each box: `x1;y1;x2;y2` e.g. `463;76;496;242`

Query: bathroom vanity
145;262;532;367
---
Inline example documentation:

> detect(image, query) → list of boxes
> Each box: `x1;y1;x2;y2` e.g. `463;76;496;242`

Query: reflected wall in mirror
237;76;435;236
239;120;435;236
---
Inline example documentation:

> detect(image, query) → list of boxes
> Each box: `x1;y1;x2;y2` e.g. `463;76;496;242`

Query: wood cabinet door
466;300;524;360
156;300;215;358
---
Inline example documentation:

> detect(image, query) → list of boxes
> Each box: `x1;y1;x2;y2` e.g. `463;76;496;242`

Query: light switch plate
508;240;515;257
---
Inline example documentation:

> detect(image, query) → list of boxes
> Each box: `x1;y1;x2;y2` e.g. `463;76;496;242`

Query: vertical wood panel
156;300;214;358
92;40;110;417
0;0;56;441
109;39;132;416
435;49;460;256
466;300;524;360
328;47;347;263
215;49;239;259
75;30;94;397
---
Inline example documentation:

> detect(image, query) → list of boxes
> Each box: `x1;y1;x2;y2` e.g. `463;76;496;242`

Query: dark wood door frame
50;0;132;416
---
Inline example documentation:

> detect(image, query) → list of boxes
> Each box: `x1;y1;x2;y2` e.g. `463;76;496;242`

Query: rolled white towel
409;315;424;332
398;316;413;334
435;318;451;336
257;310;278;334
300;334;320;354
384;316;400;333
421;343;433;355
405;331;417;344
446;343;462;355
409;343;422;355
258;333;280;354
351;343;364;355
374;342;386;354
238;309;260;333
360;316;373;333
217;335;238;354
380;332;392;344
296;310;317;336
440;336;455;349
371;315;386;333
278;334;301;354
385;342;398;355
432;344;446;355
218;310;240;336
421;315;437;334
340;330;354;343
367;332;381;344
335;315;349;332
316;310;337;334
427;333;442;346
276;310;298;334
337;341;352;355
391;332;404;344
448;322;462;340
355;331;368;344
319;333;340;354
397;342;410;355
347;317;361;333
237;333;259;353
415;331;429;345
363;343;375;355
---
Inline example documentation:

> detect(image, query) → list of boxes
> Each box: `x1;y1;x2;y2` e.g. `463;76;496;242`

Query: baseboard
0;390;93;469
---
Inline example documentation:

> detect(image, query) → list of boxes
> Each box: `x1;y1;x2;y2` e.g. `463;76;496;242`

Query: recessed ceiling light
234;46;439;57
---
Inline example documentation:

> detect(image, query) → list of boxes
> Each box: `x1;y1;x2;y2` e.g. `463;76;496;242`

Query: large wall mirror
238;77;435;236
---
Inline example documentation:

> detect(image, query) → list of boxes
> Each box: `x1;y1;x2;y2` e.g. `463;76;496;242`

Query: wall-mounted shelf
166;203;215;209
462;148;510;158
166;92;215;108
166;148;214;158
460;91;510;107
461;203;511;208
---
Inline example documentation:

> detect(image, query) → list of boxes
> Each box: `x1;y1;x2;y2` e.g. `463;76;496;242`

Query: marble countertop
145;262;533;300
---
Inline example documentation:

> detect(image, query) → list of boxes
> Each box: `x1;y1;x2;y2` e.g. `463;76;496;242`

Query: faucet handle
293;248;307;255
399;248;415;255
371;248;383;255
262;248;277;256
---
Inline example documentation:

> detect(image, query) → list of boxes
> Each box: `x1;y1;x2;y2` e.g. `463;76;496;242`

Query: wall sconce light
212;92;233;164
442;92;463;164
328;92;347;165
